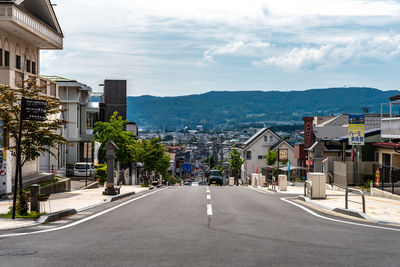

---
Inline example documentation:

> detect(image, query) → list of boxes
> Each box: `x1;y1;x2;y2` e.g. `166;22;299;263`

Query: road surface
1;186;399;266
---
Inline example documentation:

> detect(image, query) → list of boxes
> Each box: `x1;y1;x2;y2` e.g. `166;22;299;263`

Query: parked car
191;182;199;186
183;181;191;186
73;162;95;177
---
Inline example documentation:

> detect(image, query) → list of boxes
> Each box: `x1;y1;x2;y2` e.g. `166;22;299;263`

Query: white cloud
253;34;400;71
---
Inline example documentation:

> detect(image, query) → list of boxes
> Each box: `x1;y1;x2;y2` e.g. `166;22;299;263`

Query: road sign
21;98;47;121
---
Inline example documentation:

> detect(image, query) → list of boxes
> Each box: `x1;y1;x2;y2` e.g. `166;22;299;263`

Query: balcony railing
0;4;63;49
381;117;400;139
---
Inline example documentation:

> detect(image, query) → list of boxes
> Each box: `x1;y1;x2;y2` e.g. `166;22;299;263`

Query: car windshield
75;164;91;169
210;170;221;176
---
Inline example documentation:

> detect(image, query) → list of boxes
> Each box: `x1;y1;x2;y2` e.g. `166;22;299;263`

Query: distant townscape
127;87;399;130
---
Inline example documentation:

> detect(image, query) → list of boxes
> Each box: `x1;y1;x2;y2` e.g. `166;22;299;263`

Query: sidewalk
0;185;150;230
254;184;400;225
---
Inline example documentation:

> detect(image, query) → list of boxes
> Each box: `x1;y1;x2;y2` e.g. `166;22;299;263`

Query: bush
141;183;150;187
362;172;374;183
95;164;106;169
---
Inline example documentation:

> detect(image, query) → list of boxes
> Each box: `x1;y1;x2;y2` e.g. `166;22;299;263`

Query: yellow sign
348;124;365;145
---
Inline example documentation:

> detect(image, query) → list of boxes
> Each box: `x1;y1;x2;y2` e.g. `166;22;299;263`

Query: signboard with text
278;149;288;162
21;98;48;121
348;114;365;146
303;117;314;148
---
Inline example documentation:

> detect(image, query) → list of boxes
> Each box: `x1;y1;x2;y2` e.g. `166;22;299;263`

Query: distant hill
127;87;399;130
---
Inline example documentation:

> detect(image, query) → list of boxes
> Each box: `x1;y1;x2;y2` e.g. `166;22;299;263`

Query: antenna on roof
362;107;370;114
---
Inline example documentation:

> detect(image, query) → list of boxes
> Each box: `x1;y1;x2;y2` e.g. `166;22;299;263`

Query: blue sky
41;0;400;96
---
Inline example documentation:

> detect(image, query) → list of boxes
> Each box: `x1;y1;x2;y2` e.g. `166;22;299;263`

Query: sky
41;0;400;96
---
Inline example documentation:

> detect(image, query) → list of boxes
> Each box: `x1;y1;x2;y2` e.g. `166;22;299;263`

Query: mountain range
127;87;399;130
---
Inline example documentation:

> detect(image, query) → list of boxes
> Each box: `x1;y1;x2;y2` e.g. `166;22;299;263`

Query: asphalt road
1;186;400;266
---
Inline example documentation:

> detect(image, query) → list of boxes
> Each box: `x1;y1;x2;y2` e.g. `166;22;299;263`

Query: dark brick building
100;80;127;122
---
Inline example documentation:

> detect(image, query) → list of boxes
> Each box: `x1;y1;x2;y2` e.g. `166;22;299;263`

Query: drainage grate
0;249;37;256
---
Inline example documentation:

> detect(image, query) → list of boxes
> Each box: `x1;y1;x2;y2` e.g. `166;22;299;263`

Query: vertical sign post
348;114;365;185
12;98;47;219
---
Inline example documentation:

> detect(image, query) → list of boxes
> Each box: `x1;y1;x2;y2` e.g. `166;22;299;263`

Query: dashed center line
207;204;213;216
207;194;211;200
206;189;210;193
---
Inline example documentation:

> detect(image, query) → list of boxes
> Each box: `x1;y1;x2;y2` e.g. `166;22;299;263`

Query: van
73;162;95;177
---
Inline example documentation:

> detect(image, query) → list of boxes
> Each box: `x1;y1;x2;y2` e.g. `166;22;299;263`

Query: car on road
191;182;199;186
183;181;191;186
209;169;223;186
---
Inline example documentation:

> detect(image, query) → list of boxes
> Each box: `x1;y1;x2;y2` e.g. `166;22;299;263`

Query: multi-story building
100;80;127;122
40;76;98;173
0;0;63;183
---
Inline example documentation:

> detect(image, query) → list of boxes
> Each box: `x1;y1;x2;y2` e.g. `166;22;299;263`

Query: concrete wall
40;178;71;195
334;161;354;187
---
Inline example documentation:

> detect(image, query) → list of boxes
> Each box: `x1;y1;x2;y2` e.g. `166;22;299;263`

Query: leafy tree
228;149;244;185
0;81;70;187
0;80;70;215
266;149;278;166
93;111;135;164
132;138;170;184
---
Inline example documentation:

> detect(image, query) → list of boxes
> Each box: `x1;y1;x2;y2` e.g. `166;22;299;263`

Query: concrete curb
333;208;369;219
37;209;77;224
297;195;370;219
107;191;136;202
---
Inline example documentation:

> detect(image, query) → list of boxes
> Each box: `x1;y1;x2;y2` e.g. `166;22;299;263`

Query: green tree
132;138;171;184
93;111;135;164
228;149;244;185
0;80;70;214
266;149;278;166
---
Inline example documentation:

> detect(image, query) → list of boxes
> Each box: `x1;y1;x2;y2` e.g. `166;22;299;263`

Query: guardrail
345;187;366;213
304;180;312;197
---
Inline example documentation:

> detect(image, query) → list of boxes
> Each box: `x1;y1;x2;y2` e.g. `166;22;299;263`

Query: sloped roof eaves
324;114;391;130
271;139;294;151
243;128;282;149
41;75;76;82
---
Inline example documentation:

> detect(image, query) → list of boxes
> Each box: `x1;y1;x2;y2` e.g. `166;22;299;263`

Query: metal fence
372;164;400;195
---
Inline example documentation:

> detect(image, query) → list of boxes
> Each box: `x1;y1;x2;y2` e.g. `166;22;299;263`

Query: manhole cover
0;249;37;256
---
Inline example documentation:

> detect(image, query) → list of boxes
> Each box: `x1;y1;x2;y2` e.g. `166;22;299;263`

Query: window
258;155;264;160
269;136;273;143
4;51;9;66
32;61;36;74
26;60;31;72
0;49;2;66
264;136;268;142
16;55;21;69
246;151;252;160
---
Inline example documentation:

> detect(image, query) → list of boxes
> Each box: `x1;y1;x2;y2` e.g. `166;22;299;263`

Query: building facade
0;0;63;182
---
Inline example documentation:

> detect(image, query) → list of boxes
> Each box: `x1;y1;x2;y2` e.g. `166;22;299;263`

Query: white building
39;76;98;174
241;128;294;182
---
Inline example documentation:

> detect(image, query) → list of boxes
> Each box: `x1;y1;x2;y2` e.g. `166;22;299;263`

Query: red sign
303;117;314;148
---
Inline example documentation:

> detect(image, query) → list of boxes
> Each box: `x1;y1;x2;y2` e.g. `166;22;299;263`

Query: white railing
0;5;63;48
381;117;400;139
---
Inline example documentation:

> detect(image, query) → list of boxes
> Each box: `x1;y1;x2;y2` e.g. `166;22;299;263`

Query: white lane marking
206;189;210;193
281;197;400;232
206;187;209;190
207;194;211;200
0;188;168;238
207;204;213;216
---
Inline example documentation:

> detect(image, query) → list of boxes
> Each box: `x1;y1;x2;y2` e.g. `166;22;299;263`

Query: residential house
241;128;294;182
